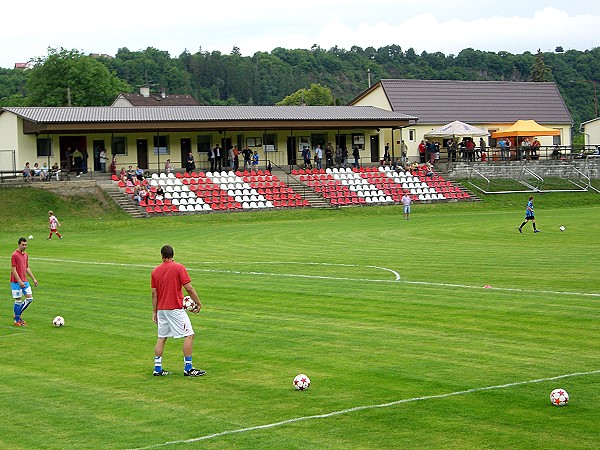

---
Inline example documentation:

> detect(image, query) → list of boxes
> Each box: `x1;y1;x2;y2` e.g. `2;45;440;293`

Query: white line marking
130;369;600;449
21;257;599;298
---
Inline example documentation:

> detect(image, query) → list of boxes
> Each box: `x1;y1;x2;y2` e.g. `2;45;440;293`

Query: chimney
140;86;150;97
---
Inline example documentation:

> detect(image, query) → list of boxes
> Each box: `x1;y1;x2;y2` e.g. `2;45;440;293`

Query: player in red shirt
10;237;38;326
151;245;205;377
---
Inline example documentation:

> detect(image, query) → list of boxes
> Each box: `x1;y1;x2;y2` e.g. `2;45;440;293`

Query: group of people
22;162;61;182
301;143;358;170
119;165;146;185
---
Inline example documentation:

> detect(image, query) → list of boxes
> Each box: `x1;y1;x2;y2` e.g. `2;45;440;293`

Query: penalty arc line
130;369;600;449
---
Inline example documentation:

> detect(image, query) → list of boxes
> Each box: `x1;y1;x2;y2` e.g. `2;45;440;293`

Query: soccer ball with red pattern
550;388;569;406
182;296;196;311
293;374;310;390
52;316;65;327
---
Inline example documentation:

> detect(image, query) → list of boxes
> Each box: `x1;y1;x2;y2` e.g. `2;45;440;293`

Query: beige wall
582;119;600;146
0;113;380;172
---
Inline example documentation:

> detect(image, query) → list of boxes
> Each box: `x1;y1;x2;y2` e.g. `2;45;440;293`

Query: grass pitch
0;187;599;449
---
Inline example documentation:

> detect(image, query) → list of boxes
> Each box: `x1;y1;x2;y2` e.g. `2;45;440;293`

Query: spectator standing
498;138;507;161
335;145;342;168
10;237;38;326
110;155;117;176
530;137;540;160
242;146;253;171
232;145;240;172
418;140;427;163
325;143;334;169
48;210;62;240
99;148;107;173
384;143;391;165
518;196;541;234
341;147;348;168
251;151;259;172
151;245;205;377
352;146;360;168
214;144;222;172
72;147;83;177
400;140;408;163
314;145;323;170
164;159;173;174
478;138;486;161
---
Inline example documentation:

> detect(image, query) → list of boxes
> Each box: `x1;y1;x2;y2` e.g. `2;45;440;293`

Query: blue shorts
403;205;411;214
11;281;32;299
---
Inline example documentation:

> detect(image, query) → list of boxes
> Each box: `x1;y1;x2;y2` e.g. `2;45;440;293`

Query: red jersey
11;250;29;282
151;260;191;310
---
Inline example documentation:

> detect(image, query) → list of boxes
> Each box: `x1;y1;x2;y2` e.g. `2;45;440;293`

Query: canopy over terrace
424;120;489;139
3;105;417;134
491;120;560;138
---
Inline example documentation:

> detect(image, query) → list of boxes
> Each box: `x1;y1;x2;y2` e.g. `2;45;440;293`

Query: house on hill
112;87;201;107
350;79;573;161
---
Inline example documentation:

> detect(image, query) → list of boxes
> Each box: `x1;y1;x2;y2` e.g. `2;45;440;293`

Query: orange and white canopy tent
491;120;560;138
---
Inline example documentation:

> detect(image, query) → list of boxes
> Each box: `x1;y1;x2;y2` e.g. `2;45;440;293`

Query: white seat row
241;201;273;209
178;204;212;212
151;172;176;179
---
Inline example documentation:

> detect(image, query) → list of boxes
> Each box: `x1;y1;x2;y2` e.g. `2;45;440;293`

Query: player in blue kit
518;196;540;233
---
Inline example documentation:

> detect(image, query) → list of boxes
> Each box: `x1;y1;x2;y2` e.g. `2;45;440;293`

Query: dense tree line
1;45;599;130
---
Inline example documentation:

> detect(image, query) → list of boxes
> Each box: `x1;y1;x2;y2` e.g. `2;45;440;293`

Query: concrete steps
99;183;148;218
271;169;332;208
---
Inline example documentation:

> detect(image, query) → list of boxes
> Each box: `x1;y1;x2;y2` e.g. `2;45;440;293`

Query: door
59;136;87;172
287;136;297;166
136;139;148;169
93;140;104;171
370;135;380;163
180;138;191;169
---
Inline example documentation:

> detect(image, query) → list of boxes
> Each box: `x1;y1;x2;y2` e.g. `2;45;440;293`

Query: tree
529;49;553;82
26;48;130;106
276;83;334;106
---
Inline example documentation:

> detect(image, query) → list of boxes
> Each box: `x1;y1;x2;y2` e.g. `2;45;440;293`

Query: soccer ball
52;316;65;327
559;226;565;232
550;388;569;406
293;374;311;390
28;235;33;239
182;296;196;311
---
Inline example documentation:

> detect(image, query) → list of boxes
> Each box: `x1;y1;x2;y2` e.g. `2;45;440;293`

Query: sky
3;0;600;69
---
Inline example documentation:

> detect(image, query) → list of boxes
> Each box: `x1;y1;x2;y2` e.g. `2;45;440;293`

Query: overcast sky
3;0;600;69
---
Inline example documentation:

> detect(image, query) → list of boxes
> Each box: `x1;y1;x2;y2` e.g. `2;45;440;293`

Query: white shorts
157;309;194;338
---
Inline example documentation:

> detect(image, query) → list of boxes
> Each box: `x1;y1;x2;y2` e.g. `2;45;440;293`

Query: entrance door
180;138;191;169
287;136;297;166
370;135;380;163
59;136;87;173
93;140;104;172
137;139;148;169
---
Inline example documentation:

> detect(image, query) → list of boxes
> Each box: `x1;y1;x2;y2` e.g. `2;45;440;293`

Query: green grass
0;187;599;449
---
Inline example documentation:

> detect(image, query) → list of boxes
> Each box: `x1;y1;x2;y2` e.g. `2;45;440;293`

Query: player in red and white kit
48;210;62;240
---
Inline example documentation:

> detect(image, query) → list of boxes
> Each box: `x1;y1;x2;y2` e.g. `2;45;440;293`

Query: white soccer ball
293;373;311;390
28;235;33;239
550;388;569;406
559;226;565;232
182;296;196;311
52;316;65;327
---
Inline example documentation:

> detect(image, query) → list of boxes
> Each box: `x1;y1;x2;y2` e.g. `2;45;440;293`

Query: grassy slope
0;187;598;449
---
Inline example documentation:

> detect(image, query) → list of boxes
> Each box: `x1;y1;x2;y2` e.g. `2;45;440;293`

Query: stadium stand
115;165;470;215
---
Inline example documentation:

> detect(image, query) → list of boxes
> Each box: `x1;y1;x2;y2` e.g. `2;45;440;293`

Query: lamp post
571;79;598;118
